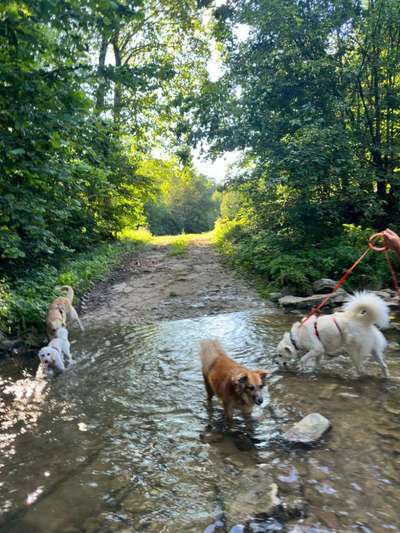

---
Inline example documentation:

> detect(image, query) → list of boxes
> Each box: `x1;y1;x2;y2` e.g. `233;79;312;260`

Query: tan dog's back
199;340;231;372
200;340;247;391
46;286;75;336
58;285;74;304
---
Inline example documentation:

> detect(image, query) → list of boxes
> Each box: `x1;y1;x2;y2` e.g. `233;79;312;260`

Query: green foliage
141;157;220;235
215;217;394;294
0;232;149;337
219;190;247;220
0;1;157;276
0;0;211;273
197;0;400;293
117;227;153;244
0;0;214;338
167;236;189;256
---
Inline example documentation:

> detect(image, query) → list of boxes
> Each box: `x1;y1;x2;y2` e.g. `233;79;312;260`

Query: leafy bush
0;232;150;337
116;228;153;246
215;218;395;295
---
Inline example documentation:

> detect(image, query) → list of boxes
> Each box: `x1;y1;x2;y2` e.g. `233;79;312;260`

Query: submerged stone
269;292;283;302
319;384;338;400
200;431;224;443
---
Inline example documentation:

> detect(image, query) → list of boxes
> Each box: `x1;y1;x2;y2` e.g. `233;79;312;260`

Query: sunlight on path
151;231;214;246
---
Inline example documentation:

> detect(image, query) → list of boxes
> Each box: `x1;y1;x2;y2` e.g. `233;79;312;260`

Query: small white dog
38;327;73;376
276;292;390;377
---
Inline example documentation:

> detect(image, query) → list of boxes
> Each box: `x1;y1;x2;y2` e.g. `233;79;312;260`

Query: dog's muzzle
273;356;288;367
253;394;263;406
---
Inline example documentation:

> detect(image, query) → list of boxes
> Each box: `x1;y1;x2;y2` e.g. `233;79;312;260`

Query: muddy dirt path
81;237;267;328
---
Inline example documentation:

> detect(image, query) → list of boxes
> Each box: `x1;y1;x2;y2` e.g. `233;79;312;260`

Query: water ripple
0;310;399;532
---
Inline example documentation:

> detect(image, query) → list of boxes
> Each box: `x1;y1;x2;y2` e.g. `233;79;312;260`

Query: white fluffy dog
38;327;73;376
276;292;390;377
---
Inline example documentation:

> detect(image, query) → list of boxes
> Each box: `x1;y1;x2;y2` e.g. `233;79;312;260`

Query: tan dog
47;286;84;337
199;340;270;423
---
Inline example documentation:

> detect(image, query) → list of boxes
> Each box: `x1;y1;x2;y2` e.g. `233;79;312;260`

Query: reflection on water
0;310;399;532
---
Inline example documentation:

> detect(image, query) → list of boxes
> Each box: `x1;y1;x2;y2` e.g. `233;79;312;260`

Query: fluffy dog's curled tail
199;340;225;372
343;291;389;329
59;285;74;304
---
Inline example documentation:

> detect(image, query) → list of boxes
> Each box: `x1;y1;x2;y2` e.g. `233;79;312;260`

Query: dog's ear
232;373;248;390
283;332;292;344
256;369;271;386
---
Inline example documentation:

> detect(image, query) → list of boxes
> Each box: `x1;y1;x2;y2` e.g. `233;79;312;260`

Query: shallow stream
0;309;400;532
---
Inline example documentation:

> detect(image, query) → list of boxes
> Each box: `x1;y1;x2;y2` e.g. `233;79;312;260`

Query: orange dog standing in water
199;340;270;423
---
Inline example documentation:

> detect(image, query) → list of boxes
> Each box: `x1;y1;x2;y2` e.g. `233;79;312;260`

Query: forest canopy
1;0;400;332
196;0;400;292
0;0;217;279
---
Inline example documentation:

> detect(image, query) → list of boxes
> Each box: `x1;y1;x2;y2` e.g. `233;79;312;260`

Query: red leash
300;233;399;326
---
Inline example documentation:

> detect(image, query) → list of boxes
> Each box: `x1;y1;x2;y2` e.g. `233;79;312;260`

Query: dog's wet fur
199;340;270;423
38;326;73;376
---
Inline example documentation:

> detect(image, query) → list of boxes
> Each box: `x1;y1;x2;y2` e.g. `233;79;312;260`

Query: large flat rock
279;289;347;310
283;413;331;444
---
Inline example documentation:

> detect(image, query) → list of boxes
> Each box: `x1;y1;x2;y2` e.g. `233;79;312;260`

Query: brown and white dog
47;286;84;337
199;340;270;423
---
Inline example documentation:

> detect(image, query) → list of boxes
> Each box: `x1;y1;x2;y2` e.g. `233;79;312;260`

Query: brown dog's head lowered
231;369;270;406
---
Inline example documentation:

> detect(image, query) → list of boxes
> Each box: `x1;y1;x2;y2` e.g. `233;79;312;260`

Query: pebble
338;392;359;399
384;401;400;416
375;428;400;441
314;509;340;529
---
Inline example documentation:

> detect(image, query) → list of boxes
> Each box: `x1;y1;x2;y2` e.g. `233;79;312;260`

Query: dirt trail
81;236;267;328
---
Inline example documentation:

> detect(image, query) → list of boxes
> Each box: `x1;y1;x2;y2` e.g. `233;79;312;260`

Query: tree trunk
95;35;108;114
113;34;122;123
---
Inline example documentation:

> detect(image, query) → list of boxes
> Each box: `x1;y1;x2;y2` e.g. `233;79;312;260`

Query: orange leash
300;232;400;326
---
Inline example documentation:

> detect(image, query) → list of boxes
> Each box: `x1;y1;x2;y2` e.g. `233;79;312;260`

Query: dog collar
289;331;299;351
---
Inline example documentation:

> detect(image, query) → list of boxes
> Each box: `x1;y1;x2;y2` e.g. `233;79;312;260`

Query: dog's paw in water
299;355;320;373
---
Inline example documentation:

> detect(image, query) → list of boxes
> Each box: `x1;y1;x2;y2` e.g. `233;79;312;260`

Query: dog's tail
343;291;389;329
55;326;69;340
59;285;74;304
199;340;225;372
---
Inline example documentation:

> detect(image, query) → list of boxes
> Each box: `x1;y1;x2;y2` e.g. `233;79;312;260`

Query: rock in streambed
283;413;331;445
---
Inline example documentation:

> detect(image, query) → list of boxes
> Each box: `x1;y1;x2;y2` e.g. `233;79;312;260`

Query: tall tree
194;0;400;240
0;0;210;275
